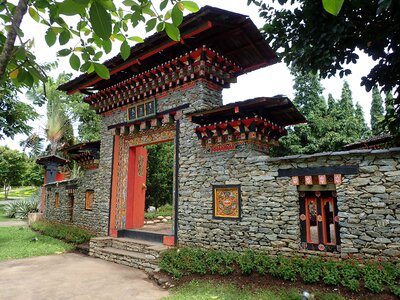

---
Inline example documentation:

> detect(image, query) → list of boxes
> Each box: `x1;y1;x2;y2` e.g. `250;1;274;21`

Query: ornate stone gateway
38;6;400;260
109;123;177;237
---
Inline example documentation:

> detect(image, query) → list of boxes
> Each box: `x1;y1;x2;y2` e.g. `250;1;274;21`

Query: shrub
299;257;323;284
159;247;399;296
206;249;237;276
159;249;185;278
237;250;255;275
31;220;94;244
253;252;272;275
4;189;40;219
339;260;360;292
322;260;341;285
363;263;384;293
273;256;299;282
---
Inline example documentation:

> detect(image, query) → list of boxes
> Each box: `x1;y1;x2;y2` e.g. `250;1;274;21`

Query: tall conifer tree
370;87;384;135
275;79;370;156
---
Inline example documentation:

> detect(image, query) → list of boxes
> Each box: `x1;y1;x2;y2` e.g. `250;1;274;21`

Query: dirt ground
0;253;169;300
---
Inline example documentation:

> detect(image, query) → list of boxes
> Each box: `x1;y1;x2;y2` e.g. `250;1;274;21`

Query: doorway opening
124;140;175;243
143;141;174;235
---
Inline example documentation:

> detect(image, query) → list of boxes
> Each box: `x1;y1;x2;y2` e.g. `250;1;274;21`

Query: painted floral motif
299;214;306;221
214;187;240;219
138;155;144;177
318;244;325;251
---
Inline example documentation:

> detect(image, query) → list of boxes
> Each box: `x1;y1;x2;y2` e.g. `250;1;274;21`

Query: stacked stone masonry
177;134;400;259
43;78;400;260
89;237;168;272
44;170;109;234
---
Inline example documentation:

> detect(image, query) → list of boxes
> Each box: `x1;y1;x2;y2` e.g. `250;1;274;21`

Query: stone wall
43;79;223;235
43;169;109;234
107;79;223;232
177;125;400;260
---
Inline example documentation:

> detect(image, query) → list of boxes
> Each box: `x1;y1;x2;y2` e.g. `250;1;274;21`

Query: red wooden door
126;146;148;229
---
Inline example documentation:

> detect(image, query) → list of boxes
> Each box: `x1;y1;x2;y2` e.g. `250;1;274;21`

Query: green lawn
165;280;346;300
0;226;74;261
0;186;38;200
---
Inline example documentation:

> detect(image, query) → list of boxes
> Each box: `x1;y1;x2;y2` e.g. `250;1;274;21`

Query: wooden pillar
109;135;120;237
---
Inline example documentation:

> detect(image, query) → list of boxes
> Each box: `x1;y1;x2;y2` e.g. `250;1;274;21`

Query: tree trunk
0;0;28;81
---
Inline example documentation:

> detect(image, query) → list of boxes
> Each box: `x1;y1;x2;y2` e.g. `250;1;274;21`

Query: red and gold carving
318;175;327;185
138;155;144;177
305;176;313;185
291;176;300;186
84;47;239;114
213;186;240;219
334;174;342;185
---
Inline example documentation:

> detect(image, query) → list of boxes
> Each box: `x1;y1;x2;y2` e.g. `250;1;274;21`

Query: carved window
55;192;59;208
85;190;94;210
299;191;340;252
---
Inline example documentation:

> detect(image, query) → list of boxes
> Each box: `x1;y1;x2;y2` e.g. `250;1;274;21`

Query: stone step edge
95;246;159;261
109;237;170;252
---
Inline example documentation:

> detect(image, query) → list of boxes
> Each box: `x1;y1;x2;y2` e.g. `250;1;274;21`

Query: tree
277;69;328;154
0;80;38;139
0;0;200;142
28;72;101;143
370;86;385;135
20;133;44;158
276;77;370;155
254;0;400;140
355;102;370;137
0;146;28;191
0;0;200;87
145;142;174;208
64;81;102;142
27;72;75;154
0;147;43;196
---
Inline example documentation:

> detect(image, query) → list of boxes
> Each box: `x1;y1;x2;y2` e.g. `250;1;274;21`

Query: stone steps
89;237;169;272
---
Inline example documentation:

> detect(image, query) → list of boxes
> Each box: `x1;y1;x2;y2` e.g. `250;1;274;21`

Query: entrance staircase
89;237;169;272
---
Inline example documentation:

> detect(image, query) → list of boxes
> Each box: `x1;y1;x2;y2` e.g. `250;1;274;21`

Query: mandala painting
213;185;241;220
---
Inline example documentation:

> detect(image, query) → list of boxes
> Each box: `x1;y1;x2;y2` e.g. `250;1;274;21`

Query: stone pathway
0;219;27;227
0;253;169;300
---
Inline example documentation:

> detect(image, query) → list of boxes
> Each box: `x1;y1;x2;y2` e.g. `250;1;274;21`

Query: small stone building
39;6;400;260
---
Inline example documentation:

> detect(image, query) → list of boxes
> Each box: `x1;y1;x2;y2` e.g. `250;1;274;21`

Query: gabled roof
36;155;68;166
62;141;101;154
58;6;277;94
189;96;307;127
343;134;392;150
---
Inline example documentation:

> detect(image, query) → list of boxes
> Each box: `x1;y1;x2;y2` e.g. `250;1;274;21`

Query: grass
165;280;346;300
0;206;13;222
145;203;173;220
0;186;38;200
0;226;73;261
31;220;95;244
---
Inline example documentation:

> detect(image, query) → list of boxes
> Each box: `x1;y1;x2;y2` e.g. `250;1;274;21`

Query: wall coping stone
45;178;79;187
268;147;400;162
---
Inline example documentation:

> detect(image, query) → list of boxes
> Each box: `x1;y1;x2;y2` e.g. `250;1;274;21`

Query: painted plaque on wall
127;99;156;122
212;185;241;220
